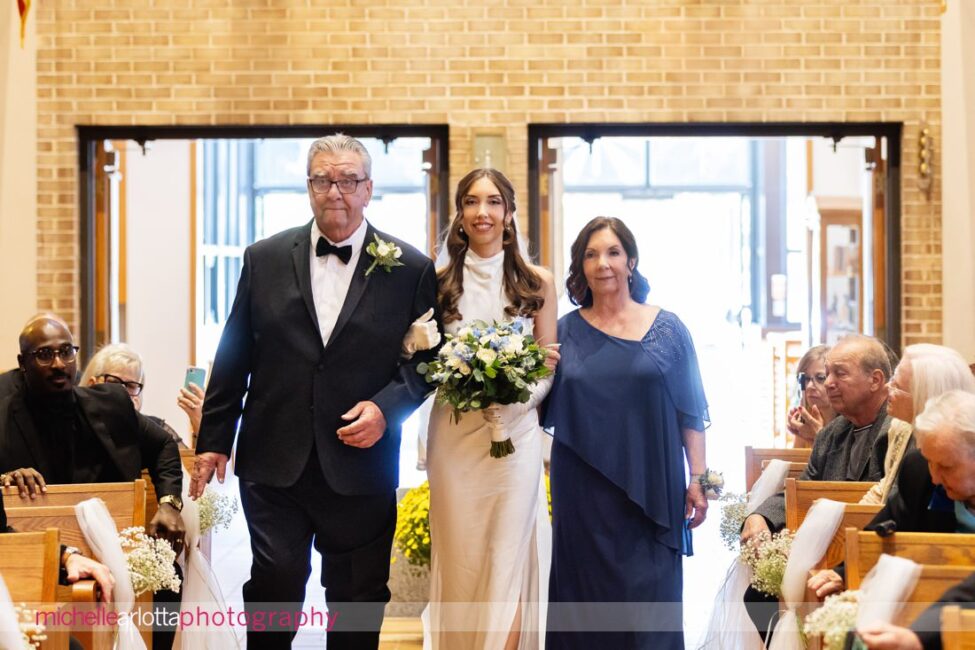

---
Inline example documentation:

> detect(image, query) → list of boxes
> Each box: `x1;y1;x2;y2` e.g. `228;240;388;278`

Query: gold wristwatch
159;495;183;512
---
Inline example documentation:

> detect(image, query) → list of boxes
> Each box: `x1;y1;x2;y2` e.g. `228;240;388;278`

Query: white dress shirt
310;219;368;347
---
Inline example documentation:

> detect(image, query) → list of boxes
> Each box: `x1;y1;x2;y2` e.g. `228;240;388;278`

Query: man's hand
685;481;708;529
64;553;115;603
148;502;186;557
177;383;205;436
857;622;923;650
189;452;228;499
1;467;47;499
807;569;845;599
337;401;387;448
740;513;771;544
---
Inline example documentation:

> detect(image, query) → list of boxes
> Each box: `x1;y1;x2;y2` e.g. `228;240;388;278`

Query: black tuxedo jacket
196;221;438;495
0;370;182;498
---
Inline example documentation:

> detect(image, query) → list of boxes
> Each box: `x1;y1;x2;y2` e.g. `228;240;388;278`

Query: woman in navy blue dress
545;217;710;650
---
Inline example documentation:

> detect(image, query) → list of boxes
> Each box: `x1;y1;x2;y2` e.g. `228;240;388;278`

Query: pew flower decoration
739;529;794;597
802;590;861;650
417;318;551;458
14;605;46;649
198;489;239;534
364;234;404;276
393;482;431;568
118;527;181;596
698;468;725;499
718;492;748;550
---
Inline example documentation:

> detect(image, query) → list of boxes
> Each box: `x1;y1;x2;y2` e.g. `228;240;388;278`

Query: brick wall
35;0;943;344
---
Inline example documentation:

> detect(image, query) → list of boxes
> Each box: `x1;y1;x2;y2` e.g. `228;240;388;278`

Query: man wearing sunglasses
0;314;185;554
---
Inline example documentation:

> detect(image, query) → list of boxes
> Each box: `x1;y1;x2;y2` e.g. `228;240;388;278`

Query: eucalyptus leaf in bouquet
417;317;550;458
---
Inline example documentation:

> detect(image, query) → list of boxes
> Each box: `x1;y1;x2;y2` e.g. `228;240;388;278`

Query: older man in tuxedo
191;134;439;649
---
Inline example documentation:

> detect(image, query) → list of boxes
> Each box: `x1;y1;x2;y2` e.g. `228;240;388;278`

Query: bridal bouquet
198;489;239;534
418;317;551;458
118;527;182;596
739;529;794;597
803;590;861;650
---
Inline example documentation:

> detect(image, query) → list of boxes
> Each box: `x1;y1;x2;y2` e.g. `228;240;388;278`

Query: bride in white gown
424;168;558;650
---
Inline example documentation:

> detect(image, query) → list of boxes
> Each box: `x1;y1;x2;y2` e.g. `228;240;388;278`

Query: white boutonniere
365;234;405;276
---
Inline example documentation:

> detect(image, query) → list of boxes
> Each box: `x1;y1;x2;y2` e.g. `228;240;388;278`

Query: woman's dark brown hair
566;216;650;307
437;169;544;324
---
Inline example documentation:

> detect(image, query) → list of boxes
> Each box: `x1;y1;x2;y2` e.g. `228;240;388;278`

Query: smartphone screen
184;366;207;389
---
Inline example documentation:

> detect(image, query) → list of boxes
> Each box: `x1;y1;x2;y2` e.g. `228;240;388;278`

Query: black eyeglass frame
307;176;369;195
100;373;145;396
28;345;80;366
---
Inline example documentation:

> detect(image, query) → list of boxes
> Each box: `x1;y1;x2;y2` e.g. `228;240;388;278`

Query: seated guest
79;343;203;448
741;334;894;642
787;344;837;448
860;344;975;505
0;315;185;646
810;389;975;600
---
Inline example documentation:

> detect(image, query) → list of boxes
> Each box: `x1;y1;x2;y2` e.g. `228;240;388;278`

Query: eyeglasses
100;373;144;397
28;344;79;366
307;176;368;194
797;372;827;390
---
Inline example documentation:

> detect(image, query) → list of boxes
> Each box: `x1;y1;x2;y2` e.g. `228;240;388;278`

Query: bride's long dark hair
437;169;544;325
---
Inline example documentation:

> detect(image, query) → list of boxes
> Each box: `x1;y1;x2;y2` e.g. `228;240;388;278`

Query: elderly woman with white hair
858;343;975;505
80;343;202;448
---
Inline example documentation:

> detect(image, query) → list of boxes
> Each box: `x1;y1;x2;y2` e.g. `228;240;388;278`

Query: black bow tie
316;237;352;264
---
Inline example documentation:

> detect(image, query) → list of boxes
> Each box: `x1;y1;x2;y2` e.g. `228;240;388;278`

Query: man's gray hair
915;389;975;453
837;334;893;381
306;134;372;177
901;344;975;421
80;343;145;385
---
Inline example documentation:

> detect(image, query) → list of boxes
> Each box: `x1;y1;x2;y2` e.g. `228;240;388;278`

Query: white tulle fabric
0;573;25;648
74;498;146;650
423;249;552;650
855;554;922;628
701;459;792;650
768;499;847;650
179;472;239;649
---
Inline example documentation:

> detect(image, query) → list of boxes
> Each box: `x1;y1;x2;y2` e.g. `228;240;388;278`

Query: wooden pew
897;566;975;627
845;530;975;588
784;479;880;568
3;482;153;649
0;529;74;650
744;447;811;491
941;605;975;650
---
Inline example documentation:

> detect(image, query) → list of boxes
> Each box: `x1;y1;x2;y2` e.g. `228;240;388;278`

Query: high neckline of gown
464;248;504;280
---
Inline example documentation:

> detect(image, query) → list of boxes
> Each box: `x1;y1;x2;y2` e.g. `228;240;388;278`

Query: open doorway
528;122;901;645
